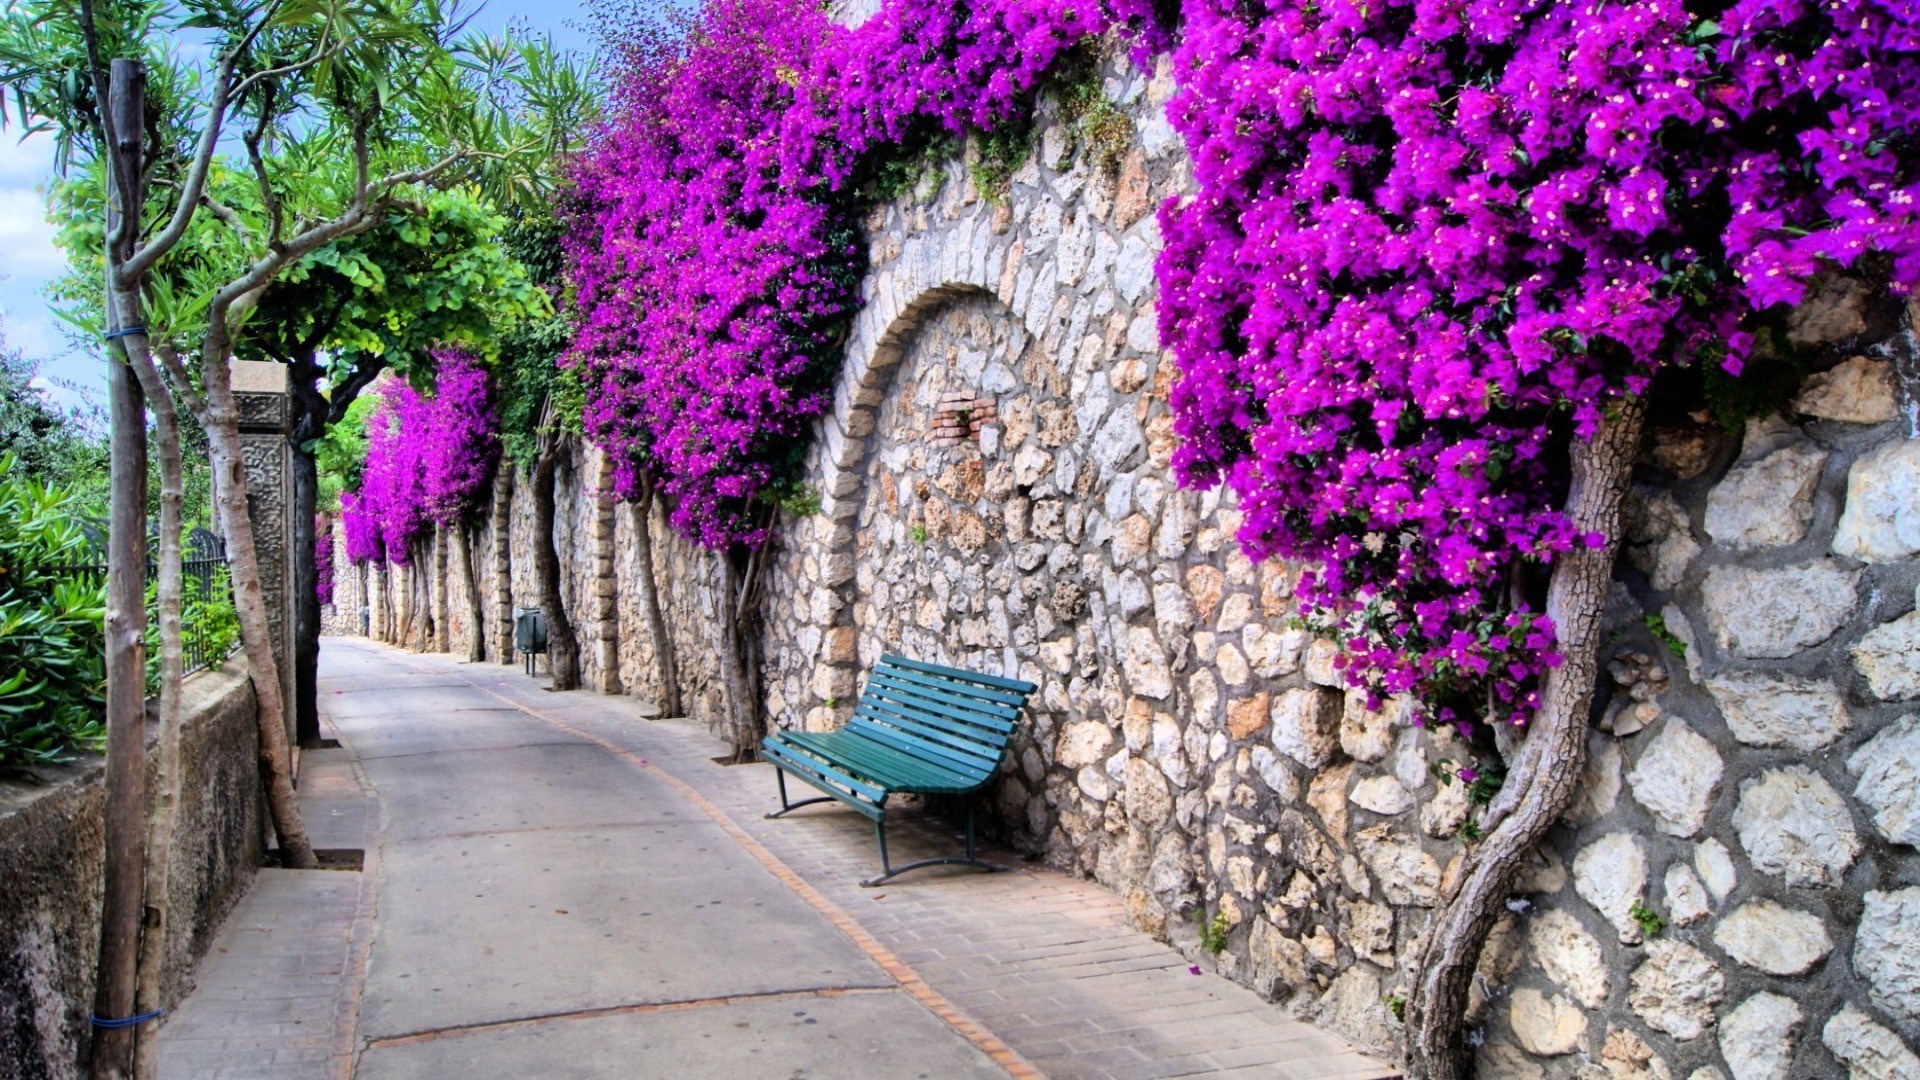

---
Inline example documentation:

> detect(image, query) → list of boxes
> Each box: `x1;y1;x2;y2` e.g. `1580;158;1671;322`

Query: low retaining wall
0;663;265;1080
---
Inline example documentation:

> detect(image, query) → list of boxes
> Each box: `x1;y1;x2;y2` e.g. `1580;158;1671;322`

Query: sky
0;0;595;411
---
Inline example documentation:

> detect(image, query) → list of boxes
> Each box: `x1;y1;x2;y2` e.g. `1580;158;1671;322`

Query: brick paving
156;639;1395;1079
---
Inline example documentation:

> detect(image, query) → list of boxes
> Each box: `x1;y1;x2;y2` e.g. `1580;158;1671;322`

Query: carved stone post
231;360;298;748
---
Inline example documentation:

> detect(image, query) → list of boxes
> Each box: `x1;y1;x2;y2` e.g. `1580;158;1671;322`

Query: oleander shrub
0;453;106;770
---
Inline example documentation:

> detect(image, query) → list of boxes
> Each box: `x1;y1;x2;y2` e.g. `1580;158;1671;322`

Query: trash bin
514;607;547;675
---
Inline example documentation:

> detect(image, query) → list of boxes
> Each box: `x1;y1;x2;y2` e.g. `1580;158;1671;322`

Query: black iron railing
46;544;240;679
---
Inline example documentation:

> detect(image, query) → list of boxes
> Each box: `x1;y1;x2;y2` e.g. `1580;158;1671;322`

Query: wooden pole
90;56;148;1080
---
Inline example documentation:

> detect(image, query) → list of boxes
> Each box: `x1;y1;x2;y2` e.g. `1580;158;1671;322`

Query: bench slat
783;729;985;793
851;703;1008;770
763;736;890;805
856;693;1013;754
843;715;1000;781
863;678;1018;736
870;663;1033;708
866;670;1022;726
880;654;1036;695
782;727;970;786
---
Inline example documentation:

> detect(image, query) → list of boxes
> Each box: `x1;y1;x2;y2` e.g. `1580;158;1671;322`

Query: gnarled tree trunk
1402;397;1646;1080
531;440;580;689
630;474;680;717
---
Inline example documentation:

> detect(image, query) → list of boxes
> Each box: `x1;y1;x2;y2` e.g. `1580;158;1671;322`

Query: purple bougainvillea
565;0;1109;550
1157;0;1918;725
341;352;501;566
566;0;1918;727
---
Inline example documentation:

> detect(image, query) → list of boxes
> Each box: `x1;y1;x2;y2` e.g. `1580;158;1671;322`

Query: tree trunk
286;352;325;747
196;358;316;869
591;450;620;694
1402;397;1646;1080
453;521;486;662
125;347;184;1080
406;542;432;651
491;466;515;664
717;545;767;762
91;61;149;1078
531;444;580;690
630;476;680;717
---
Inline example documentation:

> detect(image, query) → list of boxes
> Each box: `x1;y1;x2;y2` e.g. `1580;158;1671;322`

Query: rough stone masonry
324;41;1920;1080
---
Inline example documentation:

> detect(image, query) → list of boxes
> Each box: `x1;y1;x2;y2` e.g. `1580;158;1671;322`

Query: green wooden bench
763;654;1037;887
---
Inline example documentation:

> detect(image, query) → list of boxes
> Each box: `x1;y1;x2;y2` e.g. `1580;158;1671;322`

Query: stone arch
791;199;1059;712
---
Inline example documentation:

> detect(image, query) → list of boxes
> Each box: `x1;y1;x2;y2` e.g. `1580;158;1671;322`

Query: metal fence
50;528;241;679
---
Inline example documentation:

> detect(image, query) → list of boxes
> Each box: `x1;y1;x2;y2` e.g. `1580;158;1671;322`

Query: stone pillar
590;446;623;694
231;360;297;748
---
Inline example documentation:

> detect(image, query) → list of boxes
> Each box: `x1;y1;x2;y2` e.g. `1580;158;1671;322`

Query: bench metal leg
764;768;836;819
860;801;1005;888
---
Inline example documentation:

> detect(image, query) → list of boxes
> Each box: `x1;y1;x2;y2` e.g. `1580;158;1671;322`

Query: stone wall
0;664;266;1080
322;44;1920;1078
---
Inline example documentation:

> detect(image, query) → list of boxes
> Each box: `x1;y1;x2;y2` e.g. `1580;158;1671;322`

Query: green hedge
0;454;106;770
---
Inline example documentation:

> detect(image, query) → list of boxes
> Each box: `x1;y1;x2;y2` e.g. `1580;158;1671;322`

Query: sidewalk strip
325;725;382;1080
466;681;1043;1080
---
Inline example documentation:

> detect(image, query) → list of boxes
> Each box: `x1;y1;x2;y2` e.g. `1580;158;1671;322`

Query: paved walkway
157;638;1394;1079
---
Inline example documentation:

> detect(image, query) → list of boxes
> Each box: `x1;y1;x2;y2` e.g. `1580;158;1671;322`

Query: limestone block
1114;234;1155;303
1732;766;1861;888
1510;987;1588;1057
1629;939;1725;1041
1304;638;1344;687
1270;687;1342;768
1706;671;1850;751
1601;1027;1674;1080
1565;736;1624;827
1626;719;1724;837
1695;839;1738;903
1526;908;1610;1009
1712;900;1834;976
1626;488;1701;590
1788;273;1873;346
1665;864;1711;926
1340;689;1398;763
1319;965;1396;1053
1855;611;1920;701
1124;756;1173;829
1701;560;1858;658
1834;438;1920;562
1574;832;1650;943
1350;776;1414;816
1797;356;1899;425
1057;720;1114;768
1225;691;1269;740
1123;625;1173;700
1851;716;1920;845
1705;440;1827;550
1354;824;1440;906
1822;1005;1920;1080
1857;888;1920;1025
1719;993;1803;1080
